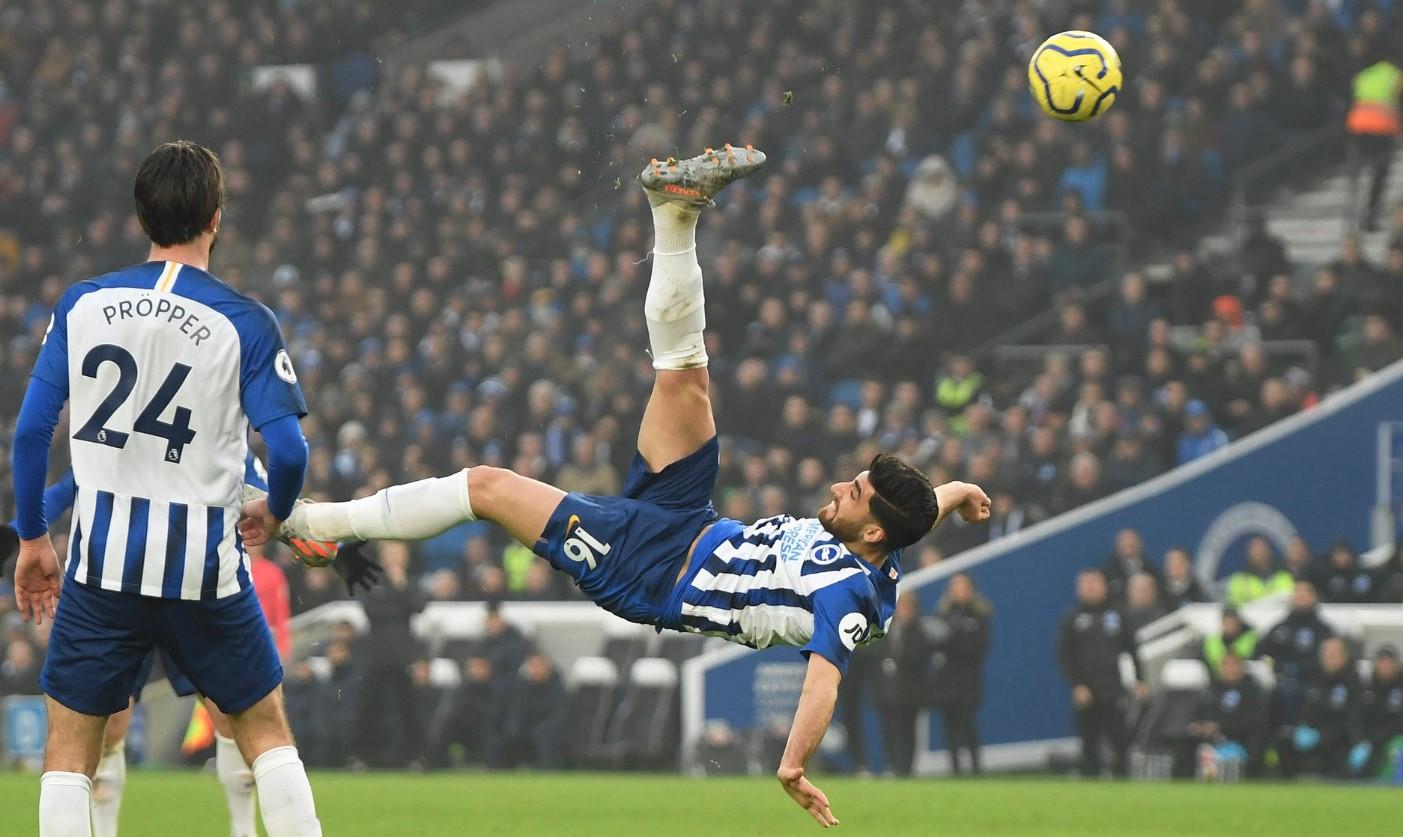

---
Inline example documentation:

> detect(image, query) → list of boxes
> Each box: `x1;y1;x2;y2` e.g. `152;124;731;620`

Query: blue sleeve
258;414;307;521
6;471;77;533
237;304;308;431
11;378;68;539
800;581;873;677
30;289;77;395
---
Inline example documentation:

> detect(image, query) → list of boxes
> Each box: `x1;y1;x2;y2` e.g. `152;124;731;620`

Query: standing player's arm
778;652;842;829
932;481;991;530
11;377;68;624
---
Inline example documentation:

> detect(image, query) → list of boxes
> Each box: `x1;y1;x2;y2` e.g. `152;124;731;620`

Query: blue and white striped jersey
668;515;901;674
31;261;306;600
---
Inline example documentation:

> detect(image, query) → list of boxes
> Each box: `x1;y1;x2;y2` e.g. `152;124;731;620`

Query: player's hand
1134;681;1150;701
777;766;839;828
1072;684;1093;708
957;482;991;523
332;542;384;596
238;497;281;548
13;535;61;625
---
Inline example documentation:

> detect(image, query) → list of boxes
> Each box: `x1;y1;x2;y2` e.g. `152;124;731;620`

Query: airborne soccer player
11;141;323;837
242;145;991;828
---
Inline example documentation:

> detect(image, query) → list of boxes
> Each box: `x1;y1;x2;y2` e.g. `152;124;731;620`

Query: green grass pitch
0;771;1399;835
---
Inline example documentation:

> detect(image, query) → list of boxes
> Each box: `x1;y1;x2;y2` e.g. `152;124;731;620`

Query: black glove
331;541;383;597
0;523;19;579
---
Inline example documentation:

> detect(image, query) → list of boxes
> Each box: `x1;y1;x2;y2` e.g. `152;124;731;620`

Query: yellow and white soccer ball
1027;30;1122;122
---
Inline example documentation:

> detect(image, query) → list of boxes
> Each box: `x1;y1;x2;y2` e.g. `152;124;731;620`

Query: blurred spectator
505;653;568;769
929;574;991;776
0;638;40;694
874;595;932;777
1353;315;1403;378
1361;646;1403;776
1285;637;1363;778
1238;213;1290;292
1188;651;1269;777
1284;535;1317;582
1315;541;1375;603
1226;536;1294;607
1199;608;1259;678
1101;529;1161;606
355;542;428;767
436;655;509;768
1161;547;1209;610
1123;574;1167;636
1053;452;1108;515
1176;400;1229;465
1344;52;1403;232
1056;569;1146;778
556;436;621;496
1261;581;1336;725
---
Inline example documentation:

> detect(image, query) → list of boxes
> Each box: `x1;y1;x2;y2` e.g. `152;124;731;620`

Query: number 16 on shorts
564;516;611;571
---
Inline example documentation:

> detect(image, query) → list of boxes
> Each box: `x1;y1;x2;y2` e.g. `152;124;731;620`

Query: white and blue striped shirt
667;515;901;674
30;261;306;600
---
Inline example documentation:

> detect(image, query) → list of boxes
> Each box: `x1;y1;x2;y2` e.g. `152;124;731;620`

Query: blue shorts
132;650;197;702
534;437;720;625
41;581;281;716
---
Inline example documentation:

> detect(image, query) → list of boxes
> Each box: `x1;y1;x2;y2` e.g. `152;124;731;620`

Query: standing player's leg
208;701;258;837
91;702;133;837
635;146;765;471
158;592;320;837
40;700;107;837
222;687;321;837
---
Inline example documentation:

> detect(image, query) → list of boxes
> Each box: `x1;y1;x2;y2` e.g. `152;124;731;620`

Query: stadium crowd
4;0;1403;774
1055;528;1403;781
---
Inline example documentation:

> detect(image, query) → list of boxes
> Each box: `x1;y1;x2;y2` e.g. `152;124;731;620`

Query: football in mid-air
1027;30;1122;122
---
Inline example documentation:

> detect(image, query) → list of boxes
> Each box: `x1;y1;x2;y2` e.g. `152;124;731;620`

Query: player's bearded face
818;494;866;543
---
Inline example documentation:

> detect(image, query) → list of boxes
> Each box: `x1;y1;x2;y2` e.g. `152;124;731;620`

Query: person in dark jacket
1316;540;1375;603
1161;547;1210;610
1056;569;1148;778
1285;637;1364;778
1260;581;1336;726
929;573;992;775
1188;651;1269;776
874;595;933;776
1361;646;1403;775
506;653;570;768
355;541;429;767
1101;528;1163;606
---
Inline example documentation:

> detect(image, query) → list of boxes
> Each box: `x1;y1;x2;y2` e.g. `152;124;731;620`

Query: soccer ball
1027;31;1122;122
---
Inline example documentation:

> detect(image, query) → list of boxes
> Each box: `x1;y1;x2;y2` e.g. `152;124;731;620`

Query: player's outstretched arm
777;653;843;829
932;481;992;531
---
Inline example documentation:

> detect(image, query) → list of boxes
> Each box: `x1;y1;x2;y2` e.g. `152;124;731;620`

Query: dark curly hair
867;453;939;551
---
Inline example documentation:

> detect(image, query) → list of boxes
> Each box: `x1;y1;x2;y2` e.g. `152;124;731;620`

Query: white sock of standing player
252;746;322;837
90;740;127;837
217;733;258;837
40;771;93;837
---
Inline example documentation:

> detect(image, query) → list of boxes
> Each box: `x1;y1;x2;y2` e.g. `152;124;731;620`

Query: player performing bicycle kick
241;145;991;828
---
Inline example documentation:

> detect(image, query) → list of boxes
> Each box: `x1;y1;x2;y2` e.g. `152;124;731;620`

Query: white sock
251;746;321;837
41;771;93;837
91;740;126;837
301;470;473;542
645;198;708;370
216;734;258;837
